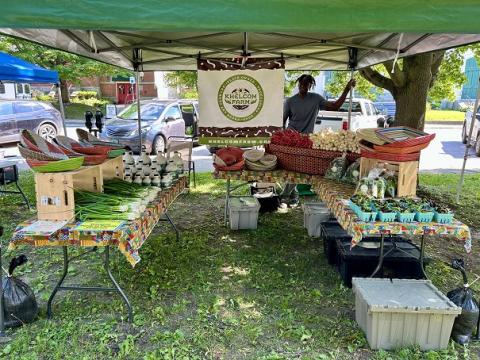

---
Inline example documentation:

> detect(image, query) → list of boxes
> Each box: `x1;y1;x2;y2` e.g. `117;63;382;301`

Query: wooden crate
359;157;418;197
35;165;103;221
100;156;124;180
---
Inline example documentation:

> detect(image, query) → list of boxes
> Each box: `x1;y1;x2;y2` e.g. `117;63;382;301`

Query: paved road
2;123;479;173
421;124;480;173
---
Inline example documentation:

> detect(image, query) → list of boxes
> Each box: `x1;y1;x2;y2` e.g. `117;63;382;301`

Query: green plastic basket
108;149;125;158
376;210;397;222
397;212;415;223
372;205;396;222
30;157;84;173
415;211;434;222
434;212;454;224
350;201;377;222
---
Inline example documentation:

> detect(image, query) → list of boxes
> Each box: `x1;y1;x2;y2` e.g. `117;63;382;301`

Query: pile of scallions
75;179;161;221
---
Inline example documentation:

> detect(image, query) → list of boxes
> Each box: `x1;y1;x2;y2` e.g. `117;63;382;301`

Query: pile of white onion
309;129;360;153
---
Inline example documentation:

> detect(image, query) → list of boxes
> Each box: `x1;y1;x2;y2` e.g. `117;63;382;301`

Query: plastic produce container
303;202;331;237
434;212;454;224
352;278;461;350
349;201;377;222
229;197;260;230
415;211;434;222
397;212;415;223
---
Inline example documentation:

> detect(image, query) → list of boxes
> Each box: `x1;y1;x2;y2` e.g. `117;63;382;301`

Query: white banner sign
198;67;284;146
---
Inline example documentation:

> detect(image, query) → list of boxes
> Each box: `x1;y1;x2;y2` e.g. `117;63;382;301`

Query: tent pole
347;69;354;129
56;83;67;136
456;76;480;203
136;70;142;152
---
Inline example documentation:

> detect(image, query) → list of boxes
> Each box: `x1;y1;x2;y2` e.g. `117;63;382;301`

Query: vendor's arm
323;79;356;111
283;99;291;129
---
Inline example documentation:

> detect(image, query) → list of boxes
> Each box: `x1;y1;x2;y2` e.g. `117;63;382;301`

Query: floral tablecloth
215;170;472;252
10;177;187;267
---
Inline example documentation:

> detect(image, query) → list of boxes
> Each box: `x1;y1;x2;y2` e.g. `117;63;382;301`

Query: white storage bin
303;202;331;237
229;197;260;230
352;278;461;351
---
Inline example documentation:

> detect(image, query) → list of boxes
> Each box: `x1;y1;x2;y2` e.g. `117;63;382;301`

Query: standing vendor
281;74;356;205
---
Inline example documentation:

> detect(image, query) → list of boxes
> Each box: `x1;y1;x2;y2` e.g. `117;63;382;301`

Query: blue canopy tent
0;51;66;134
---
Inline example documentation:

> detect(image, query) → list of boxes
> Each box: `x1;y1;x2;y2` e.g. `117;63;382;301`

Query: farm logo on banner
198;58;284;146
218;74;264;122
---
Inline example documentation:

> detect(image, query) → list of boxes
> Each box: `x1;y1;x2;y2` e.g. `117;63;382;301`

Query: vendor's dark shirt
283;92;327;134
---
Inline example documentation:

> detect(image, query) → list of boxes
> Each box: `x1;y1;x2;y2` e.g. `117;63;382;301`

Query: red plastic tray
375;127;435;148
360;149;420;162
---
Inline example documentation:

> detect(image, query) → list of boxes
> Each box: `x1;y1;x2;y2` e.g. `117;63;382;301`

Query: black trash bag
447;259;479;345
2;255;38;328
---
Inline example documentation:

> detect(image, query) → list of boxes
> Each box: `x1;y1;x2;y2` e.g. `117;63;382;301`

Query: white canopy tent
2;0;480;197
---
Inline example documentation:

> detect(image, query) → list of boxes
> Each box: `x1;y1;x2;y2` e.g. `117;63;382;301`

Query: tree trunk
391;54;432;131
360;52;445;131
60;79;70;104
392;82;431;131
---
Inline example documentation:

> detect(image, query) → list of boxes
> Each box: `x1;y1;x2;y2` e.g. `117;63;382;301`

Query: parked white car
314;98;389;132
462;107;480;156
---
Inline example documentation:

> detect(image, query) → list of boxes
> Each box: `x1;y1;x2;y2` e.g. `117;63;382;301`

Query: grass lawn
419;173;480;230
52;102;107;120
0;172;479;359
425;110;465;122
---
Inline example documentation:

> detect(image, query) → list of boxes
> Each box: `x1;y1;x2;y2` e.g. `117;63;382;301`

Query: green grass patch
0;172;479;359
425;110;465;122
419;173;480;230
52;102;107;120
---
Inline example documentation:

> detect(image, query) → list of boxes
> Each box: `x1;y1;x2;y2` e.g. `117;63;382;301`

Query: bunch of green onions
75;179;161;221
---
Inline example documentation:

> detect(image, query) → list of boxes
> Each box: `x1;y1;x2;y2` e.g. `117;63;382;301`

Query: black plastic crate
320;221;352;265
336;237;429;287
250;184;280;213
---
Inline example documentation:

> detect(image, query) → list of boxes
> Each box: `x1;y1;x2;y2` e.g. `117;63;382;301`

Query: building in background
82;71;157;104
461;57;479;100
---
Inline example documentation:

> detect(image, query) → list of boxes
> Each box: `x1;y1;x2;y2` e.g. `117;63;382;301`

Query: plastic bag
2;255;38;328
383;170;397;198
325;154;348;180
341;159;360;184
447;259;479;345
354;167;390;199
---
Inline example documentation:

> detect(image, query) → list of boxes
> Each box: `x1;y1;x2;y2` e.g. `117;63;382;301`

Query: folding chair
166;136;196;188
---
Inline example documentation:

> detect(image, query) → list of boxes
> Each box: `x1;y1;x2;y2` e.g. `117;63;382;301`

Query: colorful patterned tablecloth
215;170;472;252
10;177;187;267
214;170;315;184
313;179;472;252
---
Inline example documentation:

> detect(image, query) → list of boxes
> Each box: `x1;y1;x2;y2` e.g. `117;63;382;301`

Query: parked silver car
99;99;198;154
462;106;480;156
0;100;64;145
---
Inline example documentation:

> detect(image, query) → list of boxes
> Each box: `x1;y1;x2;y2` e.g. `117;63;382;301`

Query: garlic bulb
309;129;360;153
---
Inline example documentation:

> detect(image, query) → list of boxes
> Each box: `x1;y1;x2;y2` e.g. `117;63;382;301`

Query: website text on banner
198;59;284;146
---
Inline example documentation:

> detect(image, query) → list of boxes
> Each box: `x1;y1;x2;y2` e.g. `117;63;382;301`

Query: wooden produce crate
100;156;124;180
359;157;418;197
35;165;103;221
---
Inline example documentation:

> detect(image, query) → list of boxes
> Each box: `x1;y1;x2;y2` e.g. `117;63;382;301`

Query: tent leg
456;76;480;203
136;70;142;153
347;69;354;129
56;83;67;136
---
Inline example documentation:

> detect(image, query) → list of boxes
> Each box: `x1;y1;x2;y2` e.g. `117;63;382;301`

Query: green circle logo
217;74;264;122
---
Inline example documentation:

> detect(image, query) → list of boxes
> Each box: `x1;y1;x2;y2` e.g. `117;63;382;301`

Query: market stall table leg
223;178;252;226
0;163;30;209
369;232;428;279
160;210;180;242
47;246;133;323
